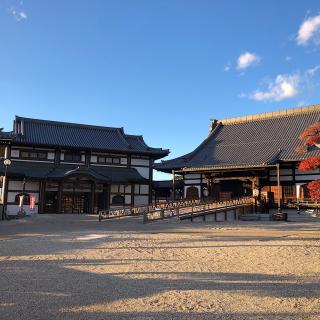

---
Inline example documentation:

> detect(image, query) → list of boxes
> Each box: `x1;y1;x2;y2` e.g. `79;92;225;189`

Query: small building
152;179;184;202
0;116;168;216
155;105;320;206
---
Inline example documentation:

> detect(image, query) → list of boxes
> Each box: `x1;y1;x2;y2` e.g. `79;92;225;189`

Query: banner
30;194;36;210
19;195;24;208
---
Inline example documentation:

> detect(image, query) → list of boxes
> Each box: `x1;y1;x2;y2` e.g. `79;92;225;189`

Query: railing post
143;211;148;224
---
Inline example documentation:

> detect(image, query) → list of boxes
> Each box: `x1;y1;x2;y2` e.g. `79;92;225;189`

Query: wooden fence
143;197;254;223
98;197;255;222
99;198;235;221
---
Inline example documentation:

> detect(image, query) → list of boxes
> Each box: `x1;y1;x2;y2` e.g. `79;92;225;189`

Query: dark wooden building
155;105;320;206
152;179;184;202
0;116;168;216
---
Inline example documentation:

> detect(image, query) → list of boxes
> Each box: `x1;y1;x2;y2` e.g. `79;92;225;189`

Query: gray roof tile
9;116;168;159
155;105;320;172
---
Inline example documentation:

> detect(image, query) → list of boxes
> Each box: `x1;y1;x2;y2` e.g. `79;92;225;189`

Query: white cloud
249;74;300;101
9;7;27;21
285;56;292;62
236;52;261;70
19;11;27;19
297;15;320;45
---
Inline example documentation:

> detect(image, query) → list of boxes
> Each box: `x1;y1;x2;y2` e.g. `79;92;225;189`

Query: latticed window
20;150;47;160
97;155;120;164
64;151;81;162
0;145;5;157
283;185;296;199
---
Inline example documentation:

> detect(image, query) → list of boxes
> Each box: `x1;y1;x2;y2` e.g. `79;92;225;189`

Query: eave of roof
0;160;148;183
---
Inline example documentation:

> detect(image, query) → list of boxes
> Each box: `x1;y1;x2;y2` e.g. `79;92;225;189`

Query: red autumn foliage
298;122;320;201
298;157;320;171
299;122;320;145
307;180;320;201
295;145;308;153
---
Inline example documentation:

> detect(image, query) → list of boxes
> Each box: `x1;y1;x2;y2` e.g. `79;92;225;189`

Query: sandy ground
0;212;319;320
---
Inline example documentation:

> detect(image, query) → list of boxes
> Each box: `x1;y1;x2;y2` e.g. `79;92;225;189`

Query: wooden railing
143;197;254;223
98;197;255;223
99;198;230;221
286;198;319;209
98;204;149;221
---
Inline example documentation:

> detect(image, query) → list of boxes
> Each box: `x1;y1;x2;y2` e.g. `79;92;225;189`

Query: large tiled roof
6;116;169;159
155;105;320;172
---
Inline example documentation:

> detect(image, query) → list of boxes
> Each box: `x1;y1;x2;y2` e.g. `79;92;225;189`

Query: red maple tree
307;180;320;201
298;122;320;200
299;122;320;145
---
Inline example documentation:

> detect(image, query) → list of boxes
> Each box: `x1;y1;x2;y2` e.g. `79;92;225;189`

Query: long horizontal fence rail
98;204;151;221
98;197;241;222
287;198;319;209
179;203;252;222
143;197;254;223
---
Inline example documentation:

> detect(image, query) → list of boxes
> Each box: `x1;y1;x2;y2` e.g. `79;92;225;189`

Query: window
20;150;48;160
134;184;149;195
96;155;121;164
64;151;82;162
111;194;125;205
14;193;30;205
0;146;5;157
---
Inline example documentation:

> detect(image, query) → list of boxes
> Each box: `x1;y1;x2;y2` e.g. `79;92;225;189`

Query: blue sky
1;0;320;179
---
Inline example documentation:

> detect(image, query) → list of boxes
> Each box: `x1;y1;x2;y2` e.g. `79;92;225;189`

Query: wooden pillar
172;169;175;201
106;184;111;209
131;183;134;206
148;159;153;204
2;175;9;220
57;181;62;214
2;145;11;220
38;181;45;214
276;163;281;212
90;181;95;214
102;184;108;210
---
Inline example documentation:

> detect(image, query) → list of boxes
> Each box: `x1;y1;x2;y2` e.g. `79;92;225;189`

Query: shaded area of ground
0;213;319;320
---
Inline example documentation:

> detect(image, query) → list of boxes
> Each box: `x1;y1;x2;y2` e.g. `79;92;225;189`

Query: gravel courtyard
0;213;319;320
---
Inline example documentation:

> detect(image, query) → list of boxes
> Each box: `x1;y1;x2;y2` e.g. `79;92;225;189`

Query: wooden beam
276;163;281;212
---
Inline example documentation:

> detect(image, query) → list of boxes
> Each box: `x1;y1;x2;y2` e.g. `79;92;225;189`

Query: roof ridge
15;115;121;132
125;134;143;138
212;104;320;126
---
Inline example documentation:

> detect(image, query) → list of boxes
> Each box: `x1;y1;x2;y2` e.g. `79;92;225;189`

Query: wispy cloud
285;56;292;62
297;15;320;46
223;62;231;72
9;4;28;22
306;64;320;76
236;52;261;70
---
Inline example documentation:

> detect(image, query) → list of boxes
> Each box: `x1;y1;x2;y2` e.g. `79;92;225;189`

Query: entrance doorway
61;193;90;213
44;191;58;213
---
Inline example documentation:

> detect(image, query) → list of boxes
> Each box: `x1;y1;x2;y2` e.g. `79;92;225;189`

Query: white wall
7;204;38;216
134;195;149;206
131;158;149;166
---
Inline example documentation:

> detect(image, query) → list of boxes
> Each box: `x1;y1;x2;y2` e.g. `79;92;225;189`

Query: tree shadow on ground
0;258;319;320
